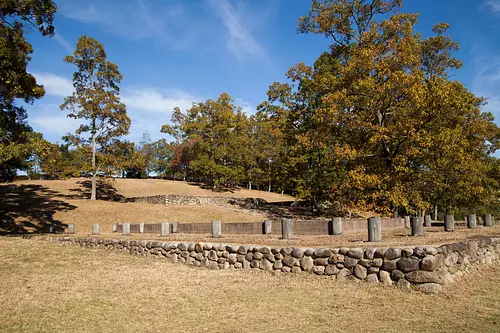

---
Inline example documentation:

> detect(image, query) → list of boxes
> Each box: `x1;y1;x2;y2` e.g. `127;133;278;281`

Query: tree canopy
61;35;130;200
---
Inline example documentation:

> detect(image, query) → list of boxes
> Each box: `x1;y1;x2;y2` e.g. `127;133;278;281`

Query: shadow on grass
0;184;77;235
187;182;241;193
66;179;125;202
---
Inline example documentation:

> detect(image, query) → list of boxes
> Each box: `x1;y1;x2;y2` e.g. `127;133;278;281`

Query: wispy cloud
53;33;74;53
122;87;198;113
209;0;266;59
57;0;197;49
31;72;74;98
485;0;500;12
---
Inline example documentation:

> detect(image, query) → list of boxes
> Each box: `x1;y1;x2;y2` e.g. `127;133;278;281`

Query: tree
0;0;57;180
162;93;250;190
61;35;130;200
262;0;499;214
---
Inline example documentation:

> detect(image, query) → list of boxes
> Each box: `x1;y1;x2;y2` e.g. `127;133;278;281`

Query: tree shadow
65;179;125;202
227;199;321;219
0;184;77;235
188;182;241;193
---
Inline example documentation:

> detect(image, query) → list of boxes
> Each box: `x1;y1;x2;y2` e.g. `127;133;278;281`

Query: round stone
397;257;420;273
325;265;340;276
344;257;358;269
346;248;364;259
292;248;306;259
391;270;405;280
384;248;401;260
313;248;332;258
366;274;379;284
354;264;367;279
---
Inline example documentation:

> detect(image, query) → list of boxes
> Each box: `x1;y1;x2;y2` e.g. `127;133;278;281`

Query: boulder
300;256;314;272
227;253;237;265
397;279;411;290
313;266;325;275
416;283;442;294
337;268;351;281
344;257;358;269
238;246;248;255
384;248;401;260
381;259;398;272
314;258;329;266
325;265;340;276
346;248;364;259
364;248;377;260
379;270;392;286
313;248;332;258
397;258;420;273
391;270;404;280
354;264;367;279
262;259;273;271
292;248;306;259
366;274;379;284
283;256;297;267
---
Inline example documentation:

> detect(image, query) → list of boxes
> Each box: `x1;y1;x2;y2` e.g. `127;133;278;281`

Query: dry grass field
0;237;499;333
9;178;295;202
1;178;292;234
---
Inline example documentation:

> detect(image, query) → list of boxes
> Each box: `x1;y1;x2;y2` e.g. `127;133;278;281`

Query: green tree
0;0;57;180
262;0;499;214
61;35;130;200
162;93;249;190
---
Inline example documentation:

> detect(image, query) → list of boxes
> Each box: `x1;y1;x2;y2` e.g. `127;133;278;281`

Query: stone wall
126;195;266;208
113;218;405;236
37;235;500;293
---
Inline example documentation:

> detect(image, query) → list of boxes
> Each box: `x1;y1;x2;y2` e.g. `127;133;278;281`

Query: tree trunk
248;181;252;191
91;134;97;201
434;202;438;221
268;180;271;192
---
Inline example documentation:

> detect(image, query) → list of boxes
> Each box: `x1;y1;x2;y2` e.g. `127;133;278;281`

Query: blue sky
24;0;500;144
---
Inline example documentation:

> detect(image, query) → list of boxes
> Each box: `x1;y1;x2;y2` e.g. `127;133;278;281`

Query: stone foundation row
34;236;500;294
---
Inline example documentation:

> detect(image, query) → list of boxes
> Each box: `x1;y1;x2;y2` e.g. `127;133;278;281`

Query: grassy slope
11;178;295;202
0;237;499;333
1;178;286;234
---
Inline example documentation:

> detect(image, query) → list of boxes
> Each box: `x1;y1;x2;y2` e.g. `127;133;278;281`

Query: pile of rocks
37;236;500;294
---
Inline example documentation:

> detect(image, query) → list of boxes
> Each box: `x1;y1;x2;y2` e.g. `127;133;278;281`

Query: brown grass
60;199;264;231
0;237;499;333
0;180;268;234
10;178;295;202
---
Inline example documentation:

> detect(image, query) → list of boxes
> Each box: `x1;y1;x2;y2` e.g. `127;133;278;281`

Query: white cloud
31;72;73;98
122;88;198;113
57;0;197;49
27;104;83;141
53;33;74;53
235;97;255;115
486;0;500;12
209;0;266;59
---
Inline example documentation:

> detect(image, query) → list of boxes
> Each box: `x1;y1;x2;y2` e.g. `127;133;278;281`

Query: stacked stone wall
36;235;500;293
126;195;266;208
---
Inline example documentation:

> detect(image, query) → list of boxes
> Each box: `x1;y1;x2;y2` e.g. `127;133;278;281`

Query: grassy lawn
0;237;499;333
